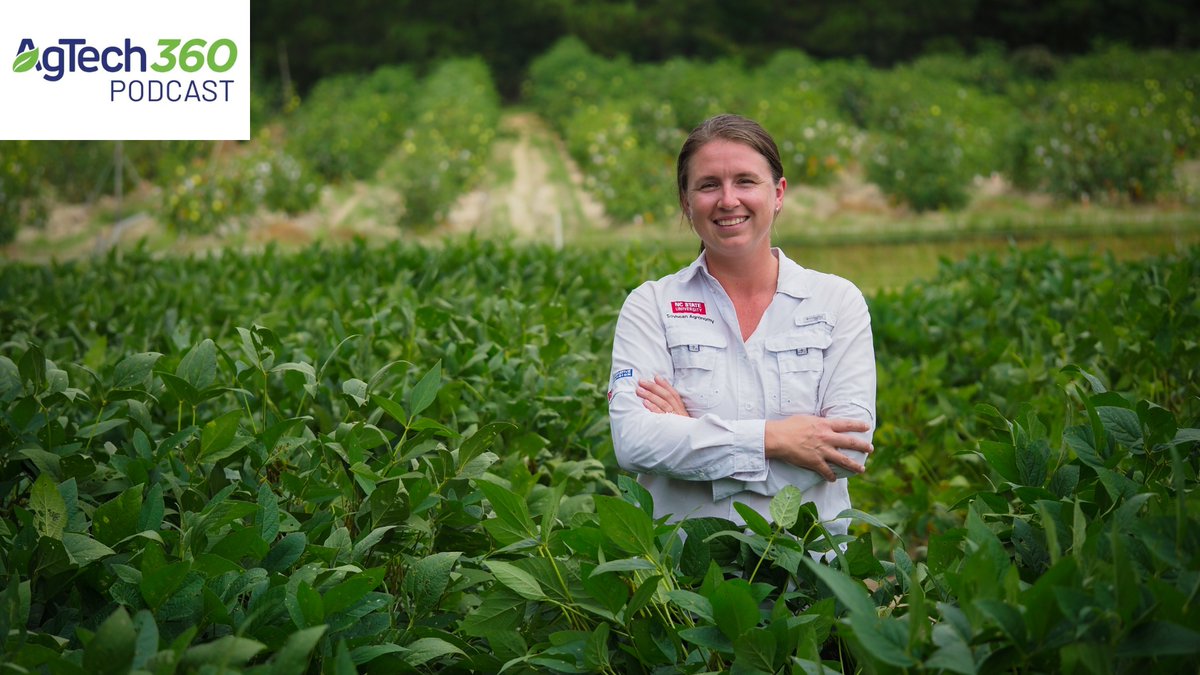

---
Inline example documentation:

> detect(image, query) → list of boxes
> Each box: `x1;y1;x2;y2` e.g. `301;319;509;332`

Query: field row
1;242;1197;671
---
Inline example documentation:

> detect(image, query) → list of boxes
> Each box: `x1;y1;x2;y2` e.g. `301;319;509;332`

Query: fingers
827;417;871;434
637;377;687;416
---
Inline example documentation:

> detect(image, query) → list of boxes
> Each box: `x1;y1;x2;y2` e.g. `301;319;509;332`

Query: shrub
0;141;49;243
378;58;501;228
285;66;418;181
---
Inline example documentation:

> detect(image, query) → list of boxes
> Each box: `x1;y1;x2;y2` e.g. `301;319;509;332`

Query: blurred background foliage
249;0;1199;101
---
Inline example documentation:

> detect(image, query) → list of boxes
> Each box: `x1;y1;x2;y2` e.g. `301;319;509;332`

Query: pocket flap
765;331;832;353
665;327;727;350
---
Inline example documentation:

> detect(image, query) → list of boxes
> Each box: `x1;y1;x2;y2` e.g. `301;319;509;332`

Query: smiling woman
608;113;877;538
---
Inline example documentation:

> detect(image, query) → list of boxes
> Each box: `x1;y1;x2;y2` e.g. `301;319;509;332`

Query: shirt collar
681;248;811;299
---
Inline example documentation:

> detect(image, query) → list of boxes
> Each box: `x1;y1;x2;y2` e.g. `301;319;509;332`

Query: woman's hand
637;376;690;416
764;416;873;482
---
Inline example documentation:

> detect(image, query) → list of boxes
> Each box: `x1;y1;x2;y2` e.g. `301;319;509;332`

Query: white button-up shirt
608;248;876;536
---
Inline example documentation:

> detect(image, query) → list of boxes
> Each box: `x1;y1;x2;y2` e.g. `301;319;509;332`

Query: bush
0;142;50;243
285;66;418;181
1020;82;1177;201
160;146;319;233
378;59;501;228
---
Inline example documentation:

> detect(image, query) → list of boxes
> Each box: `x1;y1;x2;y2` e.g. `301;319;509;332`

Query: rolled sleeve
609;285;768;485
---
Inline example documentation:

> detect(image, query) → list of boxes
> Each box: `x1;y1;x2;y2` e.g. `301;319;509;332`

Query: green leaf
768;485;803;529
77;418;128;439
177;339;217;391
31;473;67;540
732;629;776;674
18;344;46;391
926;623;977;675
406;551;461;615
0;355;21;399
342;378;369;407
138;483;164;532
1115;621;1200;657
323;567;385;615
258;483;280;543
286;582;324;628
803;558;874;616
459;421;514;464
62;532;115;566
582;623;611;672
625;575;661;619
594;495;656;556
977;440;1020;483
141;561;190;609
1097;406;1142;448
486;560;545;600
82;607;135;675
268;626;327;673
372;394;408;424
711;578;761;640
678;625;733;653
13;47;38;73
199;410;241;460
1015;438;1049;487
847;613;917;667
589;557;657;577
112;352;161;390
667;589;714;622
130;610;159;670
734;502;772;537
180;635;265;668
408;361;442;416
461;587;525;637
478;480;537;541
93;485;142;547
402;636;464;667
262;532;306;573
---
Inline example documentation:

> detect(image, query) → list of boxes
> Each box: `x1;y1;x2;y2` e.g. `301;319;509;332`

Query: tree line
251;0;1198;99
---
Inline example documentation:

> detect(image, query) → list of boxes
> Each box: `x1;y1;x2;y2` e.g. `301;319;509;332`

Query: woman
607;114;876;537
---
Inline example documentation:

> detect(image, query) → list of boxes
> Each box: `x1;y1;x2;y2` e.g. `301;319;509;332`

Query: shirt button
744;403;752;410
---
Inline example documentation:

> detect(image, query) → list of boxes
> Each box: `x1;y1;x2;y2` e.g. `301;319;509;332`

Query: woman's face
683;139;785;262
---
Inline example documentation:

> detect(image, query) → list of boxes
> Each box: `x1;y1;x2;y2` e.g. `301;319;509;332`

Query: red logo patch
671;301;706;315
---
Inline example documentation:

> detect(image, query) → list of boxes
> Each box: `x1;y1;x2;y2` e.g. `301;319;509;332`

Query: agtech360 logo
13;36;237;102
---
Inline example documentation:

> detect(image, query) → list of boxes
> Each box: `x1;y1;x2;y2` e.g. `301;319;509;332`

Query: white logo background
0;0;249;140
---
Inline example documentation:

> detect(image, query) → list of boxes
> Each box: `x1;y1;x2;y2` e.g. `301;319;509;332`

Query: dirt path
446;112;608;242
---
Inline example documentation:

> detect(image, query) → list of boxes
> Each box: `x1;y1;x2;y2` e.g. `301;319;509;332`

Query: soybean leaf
138;483;164;532
113;352;162;390
31;473;67;540
130;610;159;670
262;532;307;573
406;551;461;615
323;568;386;616
408;361;442;416
268;626;327;673
485;560;545;600
594;495;656;556
625;575;661;620
82;607;135;675
141;561;190;609
93;485;142;546
342;378;369;407
62;532;115;566
177;339;217;391
258;484;280;543
478;480;537;541
180;635;265;668
199;410;241;460
459;421;514;464
769;485;803;529
803;558;874;616
402;637;463;668
732;629;776;675
711;579;760;640
734;502;772;537
589;557;657;577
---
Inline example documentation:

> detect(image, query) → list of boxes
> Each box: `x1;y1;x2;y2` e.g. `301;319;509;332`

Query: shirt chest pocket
765;330;831;415
666;327;726;411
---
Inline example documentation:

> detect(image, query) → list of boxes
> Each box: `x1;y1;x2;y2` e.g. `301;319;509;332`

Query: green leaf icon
13;48;38;73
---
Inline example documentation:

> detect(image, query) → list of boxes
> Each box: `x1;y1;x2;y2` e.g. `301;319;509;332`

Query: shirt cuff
709;419;766;501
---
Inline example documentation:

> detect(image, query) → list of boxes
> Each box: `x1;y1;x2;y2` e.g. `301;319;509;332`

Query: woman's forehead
688;139;771;177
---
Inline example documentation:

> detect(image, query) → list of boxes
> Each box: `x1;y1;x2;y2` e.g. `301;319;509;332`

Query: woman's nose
717;184;739;208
